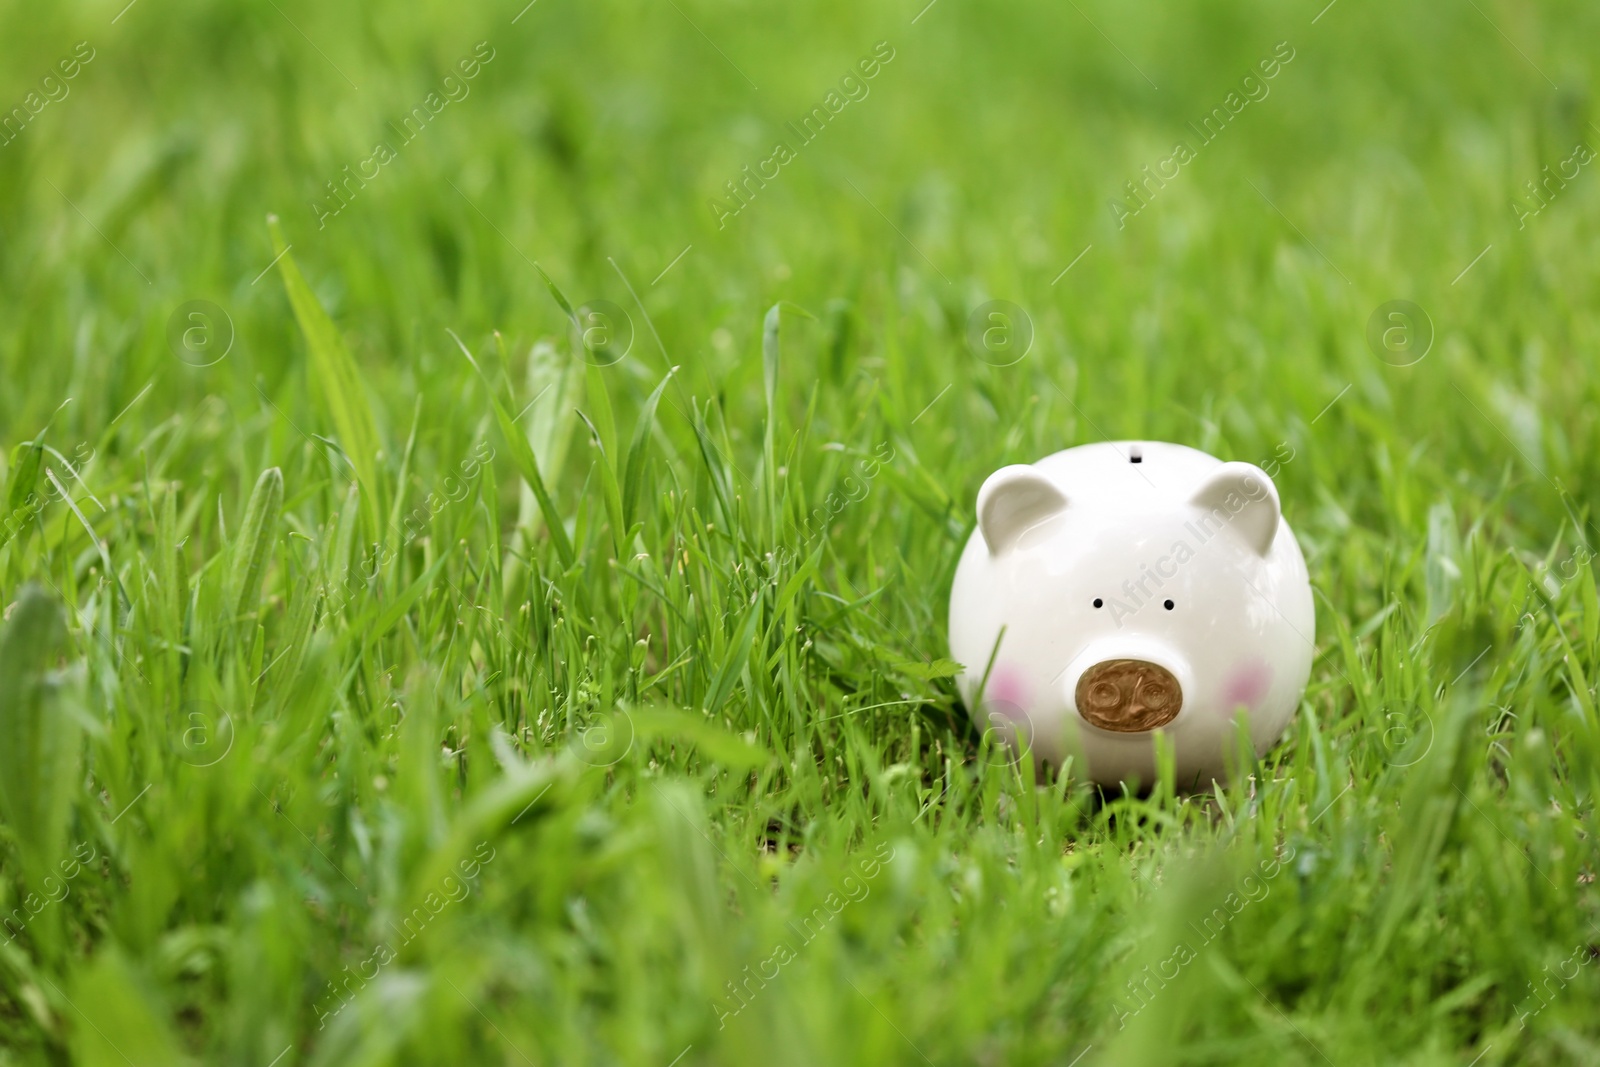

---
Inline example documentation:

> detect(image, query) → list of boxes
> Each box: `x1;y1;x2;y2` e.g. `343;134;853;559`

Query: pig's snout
1074;659;1183;732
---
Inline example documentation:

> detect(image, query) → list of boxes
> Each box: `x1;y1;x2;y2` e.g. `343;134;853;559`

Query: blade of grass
624;367;677;531
268;215;384;541
0;585;82;895
632;706;775;768
704;591;762;718
452;330;575;569
228;467;283;620
576;406;625;558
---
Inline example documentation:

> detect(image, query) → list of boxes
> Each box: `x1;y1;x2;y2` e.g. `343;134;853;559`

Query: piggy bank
948;441;1314;788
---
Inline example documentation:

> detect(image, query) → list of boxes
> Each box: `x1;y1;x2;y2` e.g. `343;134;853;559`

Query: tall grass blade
0;585;82;886
453;331;576;569
268;216;384;540
228;467;283;620
624;368;676;530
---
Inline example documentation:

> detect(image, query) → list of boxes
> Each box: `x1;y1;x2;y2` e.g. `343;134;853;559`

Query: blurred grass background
0;0;1598;1063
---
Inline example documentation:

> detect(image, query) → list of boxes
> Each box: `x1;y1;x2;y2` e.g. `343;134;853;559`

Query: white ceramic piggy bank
948;441;1314;788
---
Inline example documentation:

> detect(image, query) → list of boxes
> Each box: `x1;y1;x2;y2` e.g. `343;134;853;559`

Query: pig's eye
1164;599;1175;610
1092;598;1104;608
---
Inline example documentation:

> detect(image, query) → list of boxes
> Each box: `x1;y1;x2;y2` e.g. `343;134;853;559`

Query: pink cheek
985;665;1031;713
1221;657;1273;710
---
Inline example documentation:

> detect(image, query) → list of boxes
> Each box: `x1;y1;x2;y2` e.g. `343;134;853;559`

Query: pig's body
948;441;1314;788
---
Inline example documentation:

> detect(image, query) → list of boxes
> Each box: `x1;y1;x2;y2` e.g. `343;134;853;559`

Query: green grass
1;0;1598;1063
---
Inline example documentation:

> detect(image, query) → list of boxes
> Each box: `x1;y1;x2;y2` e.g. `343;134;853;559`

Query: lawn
0;0;1597;1063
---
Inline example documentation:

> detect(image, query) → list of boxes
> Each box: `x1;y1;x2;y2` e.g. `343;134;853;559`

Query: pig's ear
977;465;1068;554
1189;462;1281;556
